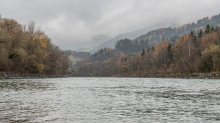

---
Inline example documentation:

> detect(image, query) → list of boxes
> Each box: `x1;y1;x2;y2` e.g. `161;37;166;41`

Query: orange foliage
94;60;98;65
84;61;92;66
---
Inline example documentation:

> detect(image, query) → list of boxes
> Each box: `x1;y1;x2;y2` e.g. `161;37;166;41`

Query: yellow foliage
39;36;47;49
202;44;220;56
34;48;47;60
162;40;169;48
12;49;27;63
120;53;128;59
155;42;162;51
35;63;44;73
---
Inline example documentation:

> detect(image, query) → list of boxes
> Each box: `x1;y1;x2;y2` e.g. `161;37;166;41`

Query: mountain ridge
97;13;220;50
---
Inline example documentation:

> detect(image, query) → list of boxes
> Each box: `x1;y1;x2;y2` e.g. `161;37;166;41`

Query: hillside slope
98;14;220;50
133;14;220;47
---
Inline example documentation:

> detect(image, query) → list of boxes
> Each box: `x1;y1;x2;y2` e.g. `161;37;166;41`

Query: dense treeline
115;35;179;53
115;38;149;52
0;16;68;75
74;25;220;77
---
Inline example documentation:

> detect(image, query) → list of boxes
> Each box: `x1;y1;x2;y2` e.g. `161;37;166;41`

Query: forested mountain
101;14;220;53
115;38;149;53
73;11;220;77
74;25;220;77
71;13;220;77
0;16;69;75
132;14;220;49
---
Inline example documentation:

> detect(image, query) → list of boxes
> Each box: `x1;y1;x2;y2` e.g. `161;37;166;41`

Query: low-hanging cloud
1;0;220;50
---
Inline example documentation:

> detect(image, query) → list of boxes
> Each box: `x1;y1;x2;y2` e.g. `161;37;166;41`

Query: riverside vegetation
72;14;220;78
0;15;68;77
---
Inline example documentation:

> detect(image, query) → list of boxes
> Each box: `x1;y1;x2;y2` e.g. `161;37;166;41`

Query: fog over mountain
1;0;220;50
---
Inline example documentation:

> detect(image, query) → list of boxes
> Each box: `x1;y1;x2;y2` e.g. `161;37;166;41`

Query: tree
210;26;215;32
167;43;173;65
141;49;145;56
202;44;220;71
205;24;211;34
198;29;203;39
151;47;154;51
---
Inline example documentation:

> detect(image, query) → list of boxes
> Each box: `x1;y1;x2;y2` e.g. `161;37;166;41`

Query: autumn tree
0;16;69;75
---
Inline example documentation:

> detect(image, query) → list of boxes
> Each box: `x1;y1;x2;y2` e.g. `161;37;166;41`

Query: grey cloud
1;0;220;50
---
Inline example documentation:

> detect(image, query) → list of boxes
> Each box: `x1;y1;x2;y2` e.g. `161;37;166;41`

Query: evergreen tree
205;24;211;34
210;26;215;32
190;31;194;36
198;29;203;39
151;47;154;51
190;31;197;45
141;49;145;56
167;44;173;64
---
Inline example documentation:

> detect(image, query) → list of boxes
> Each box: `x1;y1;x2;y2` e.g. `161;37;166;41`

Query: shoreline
1;72;219;79
0;72;66;79
112;73;220;79
74;73;220;79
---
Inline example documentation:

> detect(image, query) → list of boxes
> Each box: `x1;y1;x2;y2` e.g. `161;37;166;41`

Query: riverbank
0;72;67;79
1;72;219;79
113;73;220;79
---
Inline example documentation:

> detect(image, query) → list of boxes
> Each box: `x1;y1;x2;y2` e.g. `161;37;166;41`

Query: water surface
0;78;220;123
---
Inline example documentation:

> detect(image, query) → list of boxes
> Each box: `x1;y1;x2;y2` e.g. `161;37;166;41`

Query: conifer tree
210;26;215;32
205;24;211;34
198;29;203;39
141;49;145;56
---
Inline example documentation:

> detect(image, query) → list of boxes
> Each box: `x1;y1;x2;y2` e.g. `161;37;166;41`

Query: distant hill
97;14;220;50
96;27;153;49
132;14;220;48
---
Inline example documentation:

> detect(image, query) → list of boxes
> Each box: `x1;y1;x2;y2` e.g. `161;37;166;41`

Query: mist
1;0;220;50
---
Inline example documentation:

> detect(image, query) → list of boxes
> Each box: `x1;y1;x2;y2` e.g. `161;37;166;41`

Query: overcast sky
1;0;220;50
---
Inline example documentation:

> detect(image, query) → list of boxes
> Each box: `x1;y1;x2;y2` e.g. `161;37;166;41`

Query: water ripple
0;78;220;122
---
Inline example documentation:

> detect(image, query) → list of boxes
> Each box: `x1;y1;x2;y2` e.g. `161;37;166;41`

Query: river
0;78;220;123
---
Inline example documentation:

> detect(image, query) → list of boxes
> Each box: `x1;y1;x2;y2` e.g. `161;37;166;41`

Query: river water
0;78;220;123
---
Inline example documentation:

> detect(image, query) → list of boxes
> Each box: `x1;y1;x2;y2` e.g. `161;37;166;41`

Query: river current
0;78;220;123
